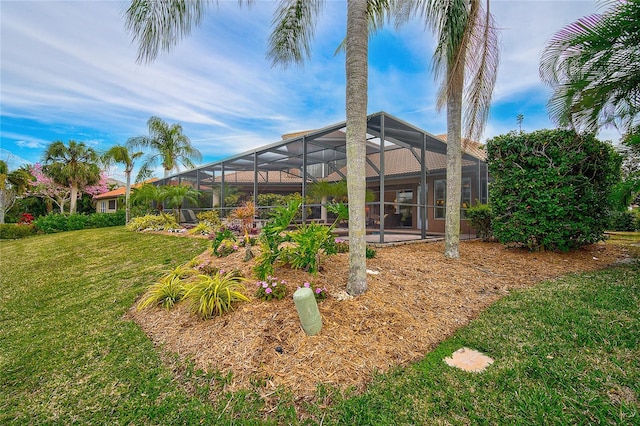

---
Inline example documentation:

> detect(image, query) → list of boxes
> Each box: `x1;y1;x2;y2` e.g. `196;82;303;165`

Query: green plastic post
293;287;322;335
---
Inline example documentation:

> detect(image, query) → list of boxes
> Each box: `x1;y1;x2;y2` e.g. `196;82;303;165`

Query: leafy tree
42;140;102;214
128;116;202;181
487;129;621;251
540;0;640;135
395;0;499;258
102;144;144;223
161;184;201;222
0;162;33;224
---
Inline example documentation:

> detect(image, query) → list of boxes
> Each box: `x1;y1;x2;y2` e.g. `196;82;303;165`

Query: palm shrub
281;222;335;274
254;199;301;279
487;129;621;251
183;272;249;319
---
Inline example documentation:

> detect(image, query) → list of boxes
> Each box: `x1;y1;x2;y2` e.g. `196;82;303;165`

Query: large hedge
487;129;621;251
34;211;126;234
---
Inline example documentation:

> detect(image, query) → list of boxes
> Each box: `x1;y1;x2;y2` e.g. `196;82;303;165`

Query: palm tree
396;0;499;259
539;0;639;135
0;160;15;224
161;184;201;222
131;183;165;214
102;144;143;223
42;140;102;214
128;116;202;182
124;0;387;296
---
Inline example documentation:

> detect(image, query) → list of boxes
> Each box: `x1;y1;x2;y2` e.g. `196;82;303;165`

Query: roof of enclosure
161;111;486;185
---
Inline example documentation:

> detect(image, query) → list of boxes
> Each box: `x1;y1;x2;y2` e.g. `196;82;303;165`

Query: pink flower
315;288;322;294
265;287;272;294
262;282;268;288
303;282;310;288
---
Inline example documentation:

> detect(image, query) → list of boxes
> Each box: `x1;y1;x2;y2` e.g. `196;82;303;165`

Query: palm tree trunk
444;60;464;259
125;170;132;224
69;184;79;214
0;189;5;224
345;0;368;296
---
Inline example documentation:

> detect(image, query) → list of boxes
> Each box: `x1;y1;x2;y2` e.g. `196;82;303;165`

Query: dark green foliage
487;129;621;251
210;227;235;255
281;222;335;274
366;246;377;259
466;203;493;240
34;212;126;234
254;192;305;219
0;224;36;239
608;210;638;231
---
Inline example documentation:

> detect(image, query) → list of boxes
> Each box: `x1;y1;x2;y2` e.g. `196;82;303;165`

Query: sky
0;0;621;180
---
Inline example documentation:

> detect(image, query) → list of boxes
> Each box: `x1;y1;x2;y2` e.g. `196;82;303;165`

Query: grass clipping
129;239;631;401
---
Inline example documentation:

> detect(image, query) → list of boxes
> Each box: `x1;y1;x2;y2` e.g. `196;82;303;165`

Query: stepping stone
444;347;494;372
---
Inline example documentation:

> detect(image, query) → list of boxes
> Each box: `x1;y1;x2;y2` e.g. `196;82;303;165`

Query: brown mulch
128;238;632;402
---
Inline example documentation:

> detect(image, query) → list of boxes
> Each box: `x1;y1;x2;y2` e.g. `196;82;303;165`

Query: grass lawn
1;227;638;424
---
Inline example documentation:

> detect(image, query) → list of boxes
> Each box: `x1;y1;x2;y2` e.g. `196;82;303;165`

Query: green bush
86;211;126;228
487;129;621;251
466;203;493;241
34;213;69;233
66;214;89;231
126;213;178;232
183;272;249;319
608;210;637;231
0;224;36;239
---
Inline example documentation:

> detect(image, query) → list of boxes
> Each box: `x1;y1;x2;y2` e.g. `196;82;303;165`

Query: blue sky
0;0;620;180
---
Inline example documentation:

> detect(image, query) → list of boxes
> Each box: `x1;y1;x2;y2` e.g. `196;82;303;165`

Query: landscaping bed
129;238;633;406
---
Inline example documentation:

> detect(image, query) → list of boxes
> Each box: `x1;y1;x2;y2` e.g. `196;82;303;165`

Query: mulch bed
128;237;632;405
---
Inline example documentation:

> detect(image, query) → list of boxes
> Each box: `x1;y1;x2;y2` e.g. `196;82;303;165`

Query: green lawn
1;228;638;424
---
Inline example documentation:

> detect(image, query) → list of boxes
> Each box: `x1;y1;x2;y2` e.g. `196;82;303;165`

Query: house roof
94;178;158;200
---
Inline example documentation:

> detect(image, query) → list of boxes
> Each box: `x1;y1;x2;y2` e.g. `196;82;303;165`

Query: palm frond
267;0;324;67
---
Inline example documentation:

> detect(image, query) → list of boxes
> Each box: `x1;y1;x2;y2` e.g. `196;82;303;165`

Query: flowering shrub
215;238;239;257
18;213;34;225
297;282;328;301
210;226;236;253
254;276;288;301
334;238;349;253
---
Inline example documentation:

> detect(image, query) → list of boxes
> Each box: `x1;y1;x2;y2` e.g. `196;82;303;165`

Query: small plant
211;226;236;254
215;238;239;257
183;272;249;319
297;281;328;301
466;203;493;241
18;213;34;225
334;238;349;253
254;276;288;301
188;221;214;236
366;246;377;259
126;213;178;232
196;210;220;226
137;275;185;311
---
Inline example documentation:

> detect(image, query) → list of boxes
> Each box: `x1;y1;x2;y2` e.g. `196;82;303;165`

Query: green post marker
293;287;322;335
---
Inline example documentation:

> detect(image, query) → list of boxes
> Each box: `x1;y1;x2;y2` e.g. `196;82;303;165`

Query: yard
1;227;638;424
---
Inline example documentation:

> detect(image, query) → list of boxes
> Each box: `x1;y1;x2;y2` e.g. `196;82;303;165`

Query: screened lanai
155;111;489;244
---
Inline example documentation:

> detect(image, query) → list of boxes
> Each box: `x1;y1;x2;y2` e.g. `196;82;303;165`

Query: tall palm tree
539;0;639;135
131;183;165;214
125;0;387;296
42;140;101;214
128;116;202;182
102;144;144;223
396;0;499;259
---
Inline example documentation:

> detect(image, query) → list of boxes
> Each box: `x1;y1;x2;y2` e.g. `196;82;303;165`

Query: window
100;201;106;213
108;199;116;210
434;178;472;219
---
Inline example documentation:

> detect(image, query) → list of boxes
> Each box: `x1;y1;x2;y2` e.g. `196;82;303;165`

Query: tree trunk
345;0;368;296
125;170;132;223
444;61;464;259
0;189;5;224
69;184;79;214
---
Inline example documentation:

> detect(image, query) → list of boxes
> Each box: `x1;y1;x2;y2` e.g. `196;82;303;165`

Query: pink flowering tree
29;164;109;214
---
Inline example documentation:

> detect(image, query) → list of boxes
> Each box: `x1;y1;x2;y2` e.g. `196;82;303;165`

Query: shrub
366;246;377;259
281;222;335;274
66;214;89;231
466;203;493;241
196;210;220;226
137;275;186;311
608;210;637;231
86;211;126;228
210;226;236;254
215;239;239;257
487;129;621;251
297;282;328;302
0;224;36;239
34;213;69;233
126;213;178;232
254;276;288;301
188;221;214;236
18;213;34;225
183;272;249;319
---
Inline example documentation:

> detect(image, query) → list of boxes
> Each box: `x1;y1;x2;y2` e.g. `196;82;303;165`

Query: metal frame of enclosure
155;111;489;244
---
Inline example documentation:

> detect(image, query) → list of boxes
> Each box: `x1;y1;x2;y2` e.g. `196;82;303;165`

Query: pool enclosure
155;111;489;244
